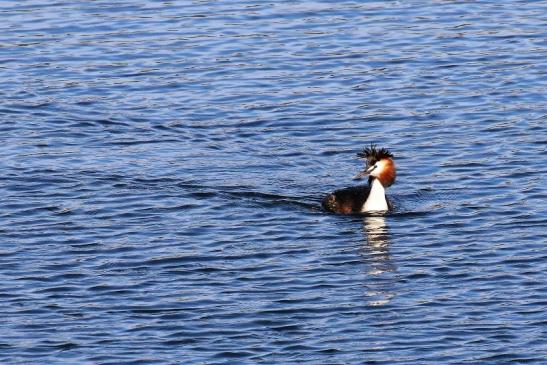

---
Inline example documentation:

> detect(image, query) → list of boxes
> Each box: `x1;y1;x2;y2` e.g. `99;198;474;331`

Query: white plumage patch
362;178;388;212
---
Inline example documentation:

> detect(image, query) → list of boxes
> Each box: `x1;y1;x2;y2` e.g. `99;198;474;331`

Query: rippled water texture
1;1;547;364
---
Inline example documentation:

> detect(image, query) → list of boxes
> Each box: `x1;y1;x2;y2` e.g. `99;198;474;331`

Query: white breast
362;178;388;212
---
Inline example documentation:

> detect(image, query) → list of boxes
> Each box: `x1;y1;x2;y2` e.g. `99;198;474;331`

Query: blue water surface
1;1;546;364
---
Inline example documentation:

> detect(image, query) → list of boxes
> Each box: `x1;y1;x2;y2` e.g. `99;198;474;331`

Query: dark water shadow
76;171;450;217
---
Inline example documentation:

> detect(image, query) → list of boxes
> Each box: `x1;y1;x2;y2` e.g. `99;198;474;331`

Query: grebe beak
353;170;368;180
353;165;376;180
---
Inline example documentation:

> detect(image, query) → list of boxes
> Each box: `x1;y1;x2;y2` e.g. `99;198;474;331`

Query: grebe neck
362;178;388;212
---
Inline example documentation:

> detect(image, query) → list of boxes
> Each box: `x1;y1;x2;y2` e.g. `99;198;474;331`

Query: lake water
1;1;546;364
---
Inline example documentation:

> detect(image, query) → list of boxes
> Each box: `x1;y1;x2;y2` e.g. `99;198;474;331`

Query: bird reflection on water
361;215;396;306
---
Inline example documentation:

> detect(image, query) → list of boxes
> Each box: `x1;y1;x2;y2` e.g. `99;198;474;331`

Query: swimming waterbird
322;145;396;214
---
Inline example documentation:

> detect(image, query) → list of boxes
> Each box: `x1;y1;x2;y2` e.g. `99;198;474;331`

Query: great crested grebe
322;145;396;214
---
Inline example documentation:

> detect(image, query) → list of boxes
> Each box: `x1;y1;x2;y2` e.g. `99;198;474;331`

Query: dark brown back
322;185;371;214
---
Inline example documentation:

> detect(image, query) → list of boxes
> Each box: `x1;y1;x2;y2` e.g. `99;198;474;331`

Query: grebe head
354;145;396;187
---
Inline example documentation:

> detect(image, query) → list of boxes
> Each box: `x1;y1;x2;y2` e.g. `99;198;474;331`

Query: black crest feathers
356;144;394;165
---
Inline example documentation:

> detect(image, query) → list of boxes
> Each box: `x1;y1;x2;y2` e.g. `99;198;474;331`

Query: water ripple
0;0;546;364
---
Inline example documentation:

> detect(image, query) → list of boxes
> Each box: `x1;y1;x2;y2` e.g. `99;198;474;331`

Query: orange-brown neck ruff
377;159;396;187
